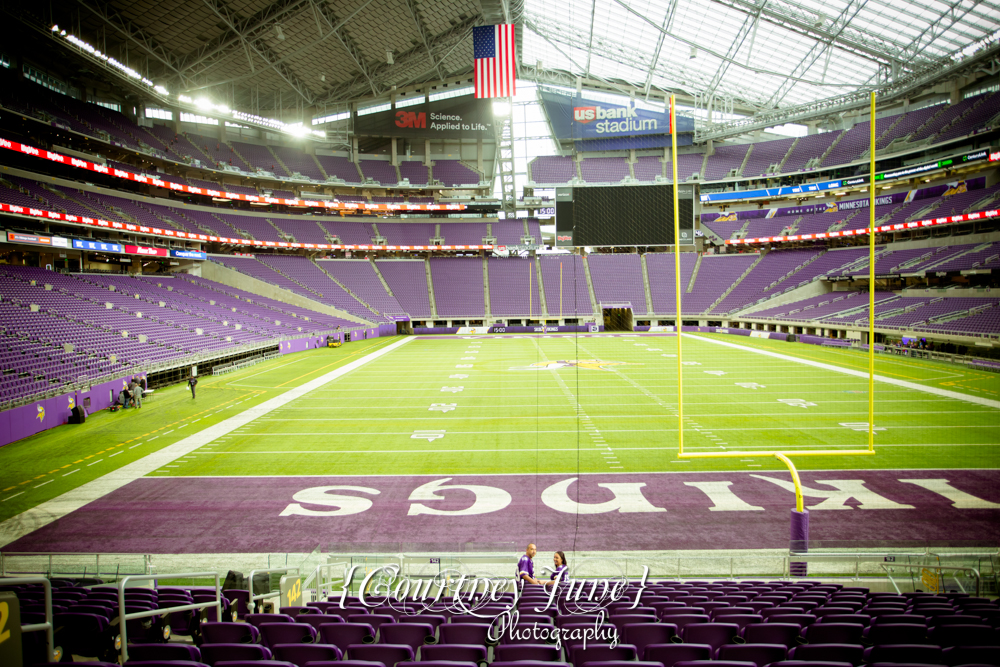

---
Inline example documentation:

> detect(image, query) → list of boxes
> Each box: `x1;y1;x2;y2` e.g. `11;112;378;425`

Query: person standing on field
188;374;198;398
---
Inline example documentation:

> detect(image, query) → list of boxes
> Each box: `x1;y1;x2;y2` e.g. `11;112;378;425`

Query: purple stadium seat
490;662;569;667
125;662;209;667
942;645;1000;665
419;644;487;664
671;661;755;667
822;614;871;627
281;606;321;617
127;645;202;662
866;623;931;645
397;661;477;667
580;661;663;667
930;615;988;627
319;622;377;650
766;614;817;627
379;622;436;651
297;614;344;633
214;662;296;667
868;664;949;667
348;644;416;667
679;623;740;651
200;644;273;665
929;624;998;647
717;643;788;666
53;612;115;660
788;643;864;666
438;624;491;645
659;614;711;630
767;662;853;667
644;642;714;666
493;644;562;662
623;622;677;657
864;644;946;664
201;623;261;644
568;643;637;667
247;614;296;629
259;622;318;648
223;590;251;618
741;623;801;648
271;643;343;665
802;622;864;644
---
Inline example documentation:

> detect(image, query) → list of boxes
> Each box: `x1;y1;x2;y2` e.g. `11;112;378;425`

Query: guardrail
880;562;981;596
6;576;55;663
117;572;222;663
247;567;299;613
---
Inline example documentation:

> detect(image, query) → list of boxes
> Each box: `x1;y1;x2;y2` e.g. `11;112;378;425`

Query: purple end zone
7;470;999;553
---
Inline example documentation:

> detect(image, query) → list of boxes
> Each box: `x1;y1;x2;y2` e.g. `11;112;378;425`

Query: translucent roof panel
522;0;1000;111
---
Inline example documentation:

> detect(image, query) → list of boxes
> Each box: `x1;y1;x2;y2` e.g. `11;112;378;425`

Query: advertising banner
6;231;52;246
170;249;207;260
354;96;494;139
73;239;123;253
124;245;169;257
539;90;694;142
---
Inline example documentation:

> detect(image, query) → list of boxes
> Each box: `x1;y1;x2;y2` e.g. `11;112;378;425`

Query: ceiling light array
53;25;159;91
53;25;324;140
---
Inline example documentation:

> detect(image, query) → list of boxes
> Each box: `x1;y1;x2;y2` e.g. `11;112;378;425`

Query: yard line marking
34;480;53;489
2;492;25;501
109;452;122;457
686;333;1000;410
0;336;415;548
86;459;103;466
147;435;159;442
62;469;79;477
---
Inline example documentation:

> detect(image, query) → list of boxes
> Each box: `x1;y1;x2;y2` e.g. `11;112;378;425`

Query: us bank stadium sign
539;90;695;140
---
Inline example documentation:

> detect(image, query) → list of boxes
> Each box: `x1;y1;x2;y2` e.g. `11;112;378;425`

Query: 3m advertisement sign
354;96;494;139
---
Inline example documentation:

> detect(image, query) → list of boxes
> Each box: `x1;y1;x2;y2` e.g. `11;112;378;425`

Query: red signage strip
125;244;169;257
725;209;1000;246
0;201;493;251
0;137;466;212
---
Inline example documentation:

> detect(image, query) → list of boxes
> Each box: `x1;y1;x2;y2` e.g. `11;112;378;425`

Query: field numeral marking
411;430;446;442
736;382;766;390
779;398;817;408
441;386;464;393
449;374;468;379
456;364;473;368
704;370;727;376
682;361;701;365
840;422;886;432
461;357;476;360
429;403;457;413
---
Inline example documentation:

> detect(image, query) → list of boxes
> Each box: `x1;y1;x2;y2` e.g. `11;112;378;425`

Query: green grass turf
1;333;998;524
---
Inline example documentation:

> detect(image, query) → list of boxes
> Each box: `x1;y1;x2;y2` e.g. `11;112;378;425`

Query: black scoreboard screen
555;184;695;247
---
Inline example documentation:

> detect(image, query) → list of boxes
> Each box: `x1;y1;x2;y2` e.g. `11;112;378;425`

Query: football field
1;332;998;554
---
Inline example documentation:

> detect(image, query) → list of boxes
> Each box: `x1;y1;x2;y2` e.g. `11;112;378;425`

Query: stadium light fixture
51;24;58;31
493;101;511;116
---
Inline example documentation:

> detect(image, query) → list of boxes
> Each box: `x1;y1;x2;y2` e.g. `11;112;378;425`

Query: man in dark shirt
517;543;540;586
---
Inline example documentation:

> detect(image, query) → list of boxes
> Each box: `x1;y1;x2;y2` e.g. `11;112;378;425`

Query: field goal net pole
676;95;880;575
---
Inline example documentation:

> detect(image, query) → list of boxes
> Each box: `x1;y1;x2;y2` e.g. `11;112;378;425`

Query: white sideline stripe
685;333;1000;410
0;336;414;548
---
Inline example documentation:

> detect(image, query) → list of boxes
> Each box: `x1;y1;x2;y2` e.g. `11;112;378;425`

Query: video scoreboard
555;184;695;247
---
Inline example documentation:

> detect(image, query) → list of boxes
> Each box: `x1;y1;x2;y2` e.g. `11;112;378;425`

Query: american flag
473;24;516;99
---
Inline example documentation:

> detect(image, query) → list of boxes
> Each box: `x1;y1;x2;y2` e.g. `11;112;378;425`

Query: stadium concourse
2;0;1000;664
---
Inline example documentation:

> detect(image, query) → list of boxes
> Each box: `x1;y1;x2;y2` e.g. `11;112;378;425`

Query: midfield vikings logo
509;359;636;371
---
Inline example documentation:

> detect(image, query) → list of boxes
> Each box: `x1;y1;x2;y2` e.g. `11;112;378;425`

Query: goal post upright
869;91;876;452
671;94;684;456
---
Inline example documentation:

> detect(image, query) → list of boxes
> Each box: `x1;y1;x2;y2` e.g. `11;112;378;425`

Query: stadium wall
198;261;373;325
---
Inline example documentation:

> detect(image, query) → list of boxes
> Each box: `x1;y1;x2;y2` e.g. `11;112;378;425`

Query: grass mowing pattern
1;333;998;524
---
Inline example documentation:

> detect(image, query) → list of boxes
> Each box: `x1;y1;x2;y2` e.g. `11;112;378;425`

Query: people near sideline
188;374;198;398
517;543;541;585
130;378;143;409
543;551;569;587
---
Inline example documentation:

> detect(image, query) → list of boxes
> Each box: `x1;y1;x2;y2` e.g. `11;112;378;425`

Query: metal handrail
117;572;222;663
880;563;982;596
304;562;348;602
6;576;54;663
247;567;299;613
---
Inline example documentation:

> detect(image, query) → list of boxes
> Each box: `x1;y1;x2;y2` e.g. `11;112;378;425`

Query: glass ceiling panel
522;0;1000;112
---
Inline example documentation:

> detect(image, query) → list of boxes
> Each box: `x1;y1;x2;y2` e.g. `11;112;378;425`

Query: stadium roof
22;0;1000;132
523;0;1000;111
